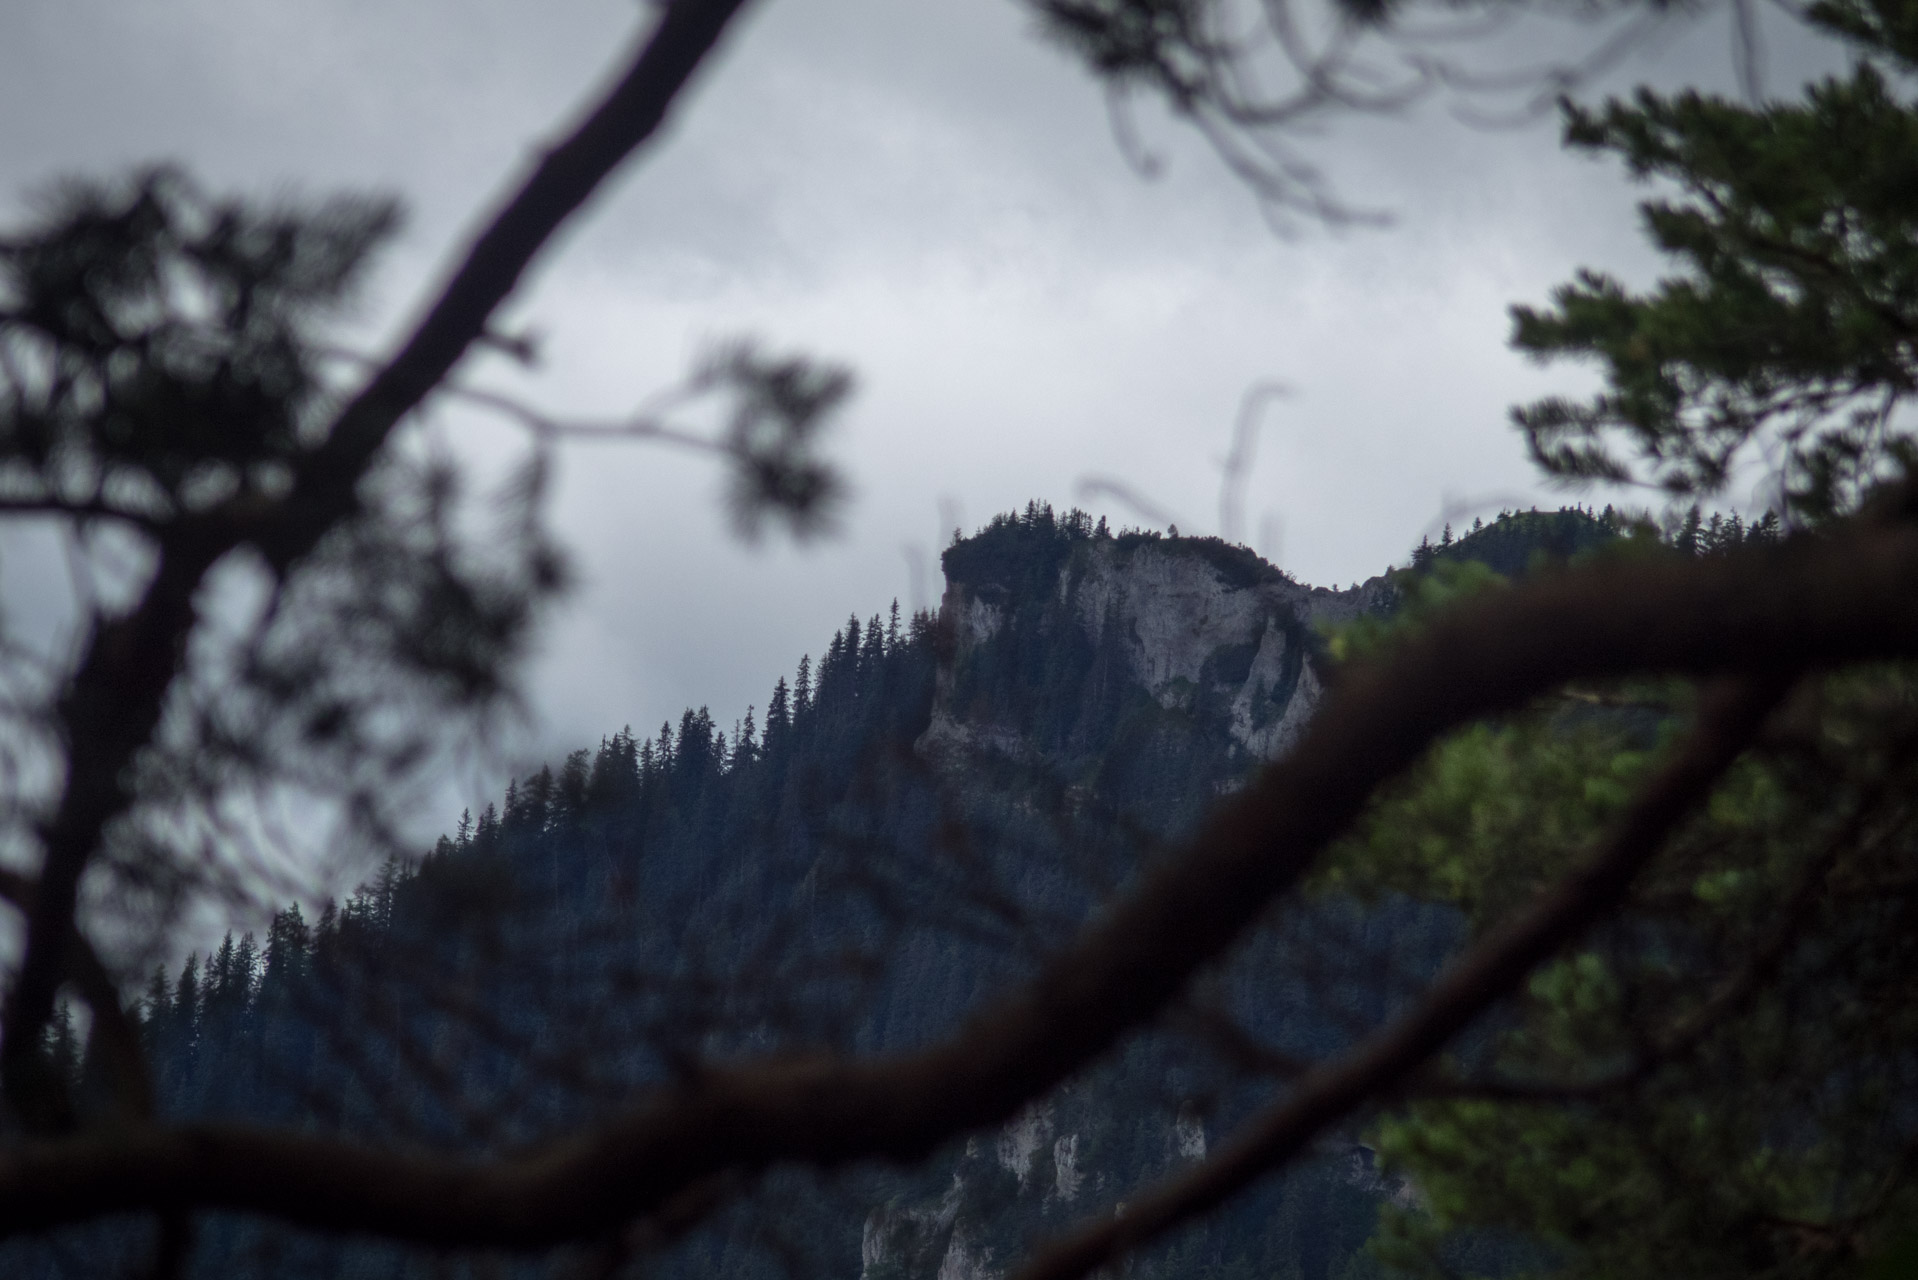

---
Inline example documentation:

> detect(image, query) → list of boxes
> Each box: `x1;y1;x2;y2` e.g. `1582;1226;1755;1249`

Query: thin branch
1219;381;1290;545
1;0;759;1114
288;0;757;509
1075;476;1188;531
446;385;723;453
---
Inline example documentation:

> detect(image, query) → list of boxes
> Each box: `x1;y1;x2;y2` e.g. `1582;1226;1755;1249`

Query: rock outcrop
918;517;1390;800
865;514;1402;1280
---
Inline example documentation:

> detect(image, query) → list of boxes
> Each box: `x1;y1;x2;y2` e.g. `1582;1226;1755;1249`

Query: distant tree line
1408;503;1783;576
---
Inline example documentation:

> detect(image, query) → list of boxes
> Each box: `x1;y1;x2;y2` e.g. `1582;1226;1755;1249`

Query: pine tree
861;612;884;684
766;676;792;757
208;934;238;1018
736;705;758;769
586;727;640;813
501;779;521;837
554;748;591;833
370;857;407;931
263;906;310;987
1675;505;1704;556
839;615;861;693
233;934;259;1005
313;901;340;968
474;802;500;855
140;965;171;1042
512;766;555;839
43;1003;79;1098
1370;10;1918;1271
171;955;201;1051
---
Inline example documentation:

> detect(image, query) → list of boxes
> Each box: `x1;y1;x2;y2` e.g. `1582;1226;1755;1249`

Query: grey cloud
0;0;1844;831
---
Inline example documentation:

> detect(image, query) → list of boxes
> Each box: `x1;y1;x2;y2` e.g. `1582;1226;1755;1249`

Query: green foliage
1180;531;1297;590
941;500;1099;600
1317;717;1656;925
1410;507;1635;577
1314;13;1918;1275
1511;4;1918;520
1314;662;1918;1278
1325;557;1509;665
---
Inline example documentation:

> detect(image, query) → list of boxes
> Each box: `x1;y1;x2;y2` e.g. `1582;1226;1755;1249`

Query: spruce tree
738;706;758;767
263;907;310;987
141;966;171;1035
766;677;792;757
171;956;200;1054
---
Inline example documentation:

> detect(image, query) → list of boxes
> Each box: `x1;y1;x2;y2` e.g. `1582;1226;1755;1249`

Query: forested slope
17;501;1731;1280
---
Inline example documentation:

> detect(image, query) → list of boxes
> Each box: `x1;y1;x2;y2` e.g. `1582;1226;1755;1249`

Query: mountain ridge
11;501;1629;1280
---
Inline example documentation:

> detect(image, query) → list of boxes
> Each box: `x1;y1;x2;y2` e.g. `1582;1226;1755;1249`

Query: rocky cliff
918;511;1391;827
859;509;1404;1280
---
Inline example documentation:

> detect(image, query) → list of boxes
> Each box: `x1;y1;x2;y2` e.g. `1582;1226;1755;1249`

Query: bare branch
1219;380;1290;545
0;0;759;1115
1075;477;1187;531
447;385;723;453
285;0;758;518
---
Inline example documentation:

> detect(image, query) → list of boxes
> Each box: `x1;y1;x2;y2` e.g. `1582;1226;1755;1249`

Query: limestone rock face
1064;539;1385;759
918;529;1390;781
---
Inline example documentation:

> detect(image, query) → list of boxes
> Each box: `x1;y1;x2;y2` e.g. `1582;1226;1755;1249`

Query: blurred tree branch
0;523;1915;1242
0;0;761;1118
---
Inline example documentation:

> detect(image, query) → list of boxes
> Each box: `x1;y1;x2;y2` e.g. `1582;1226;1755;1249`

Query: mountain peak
924;507;1391;819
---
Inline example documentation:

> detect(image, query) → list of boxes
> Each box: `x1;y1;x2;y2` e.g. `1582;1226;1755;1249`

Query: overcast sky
2;0;1845;826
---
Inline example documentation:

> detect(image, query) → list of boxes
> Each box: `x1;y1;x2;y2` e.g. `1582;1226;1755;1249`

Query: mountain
926;507;1390;785
16;502;1636;1280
